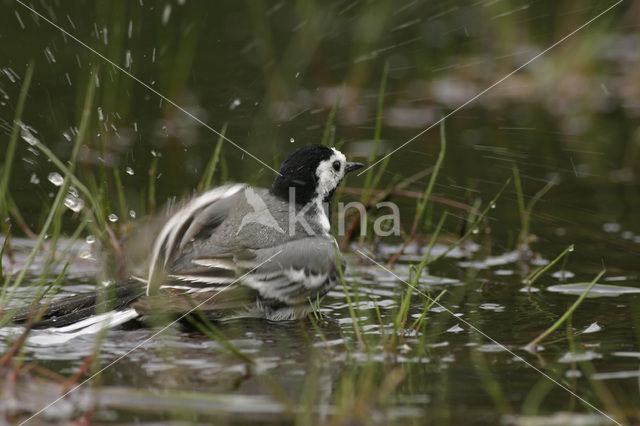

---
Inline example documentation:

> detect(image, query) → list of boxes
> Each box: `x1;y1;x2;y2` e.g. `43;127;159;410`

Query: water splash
19;124;39;146
48;172;64;186
64;193;84;212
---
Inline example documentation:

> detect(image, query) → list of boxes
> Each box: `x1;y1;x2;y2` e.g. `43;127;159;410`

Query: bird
14;145;363;337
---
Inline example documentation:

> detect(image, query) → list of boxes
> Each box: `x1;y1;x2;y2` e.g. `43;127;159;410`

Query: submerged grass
524;269;606;352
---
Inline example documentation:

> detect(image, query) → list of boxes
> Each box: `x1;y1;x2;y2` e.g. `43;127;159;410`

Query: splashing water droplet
30;173;40;184
108;213;119;222
20;125;39;146
129;209;136;219
48;172;64;186
125;166;134;175
44;47;56;63
86;235;96;244
229;98;241;110
64;193;84;213
289;137;295;143
97;107;104;121
162;4;172;24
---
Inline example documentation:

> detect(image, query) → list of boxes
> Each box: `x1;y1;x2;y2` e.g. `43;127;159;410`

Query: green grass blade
523;269;606;352
0;61;34;229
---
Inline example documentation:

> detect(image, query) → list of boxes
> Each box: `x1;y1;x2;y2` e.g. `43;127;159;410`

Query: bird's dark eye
332;161;341;171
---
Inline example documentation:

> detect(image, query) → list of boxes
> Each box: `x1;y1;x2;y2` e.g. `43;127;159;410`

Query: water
1;1;639;424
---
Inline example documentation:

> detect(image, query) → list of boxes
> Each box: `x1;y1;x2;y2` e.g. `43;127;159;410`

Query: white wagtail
16;145;363;333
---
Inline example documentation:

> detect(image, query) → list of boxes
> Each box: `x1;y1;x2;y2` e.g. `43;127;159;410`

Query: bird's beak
345;162;364;173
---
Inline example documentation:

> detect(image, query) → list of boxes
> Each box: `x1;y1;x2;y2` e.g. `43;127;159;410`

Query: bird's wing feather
147;184;245;295
166;236;342;306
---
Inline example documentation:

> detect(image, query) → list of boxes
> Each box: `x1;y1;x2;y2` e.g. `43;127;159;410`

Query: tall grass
0;66;97;314
0;61;34;236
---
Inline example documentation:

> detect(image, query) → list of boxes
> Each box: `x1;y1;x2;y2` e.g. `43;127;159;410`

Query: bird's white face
314;148;347;198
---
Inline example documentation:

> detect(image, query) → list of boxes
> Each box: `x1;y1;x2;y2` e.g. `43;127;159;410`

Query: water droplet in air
62;131;72;142
29;173;40;184
229;98;241;110
289;137;295;143
97;107;104;121
48;172;64;186
86;235;96;244
3;68;17;83
108;214;118;222
44;47;56;63
20;125;39;146
472;228;479;234
129;210;136;219
162;4;172;24
64;193;84;212
125;166;134;175
15;10;25;30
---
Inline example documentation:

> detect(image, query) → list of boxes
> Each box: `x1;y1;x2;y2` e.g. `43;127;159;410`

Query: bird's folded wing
165;237;343;306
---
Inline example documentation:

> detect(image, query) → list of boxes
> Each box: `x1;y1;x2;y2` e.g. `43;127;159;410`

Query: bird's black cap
270;145;334;204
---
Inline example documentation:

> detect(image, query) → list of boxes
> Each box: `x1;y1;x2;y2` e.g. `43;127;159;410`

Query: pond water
1;1;639;425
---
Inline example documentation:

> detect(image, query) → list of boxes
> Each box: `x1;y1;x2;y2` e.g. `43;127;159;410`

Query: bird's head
270;145;363;205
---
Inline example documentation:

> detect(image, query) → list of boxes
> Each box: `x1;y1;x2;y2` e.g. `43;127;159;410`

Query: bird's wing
165;236;343;307
146;184;246;295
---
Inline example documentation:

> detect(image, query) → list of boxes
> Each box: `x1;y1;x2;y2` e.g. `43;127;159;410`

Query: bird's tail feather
23;308;140;346
12;278;144;329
